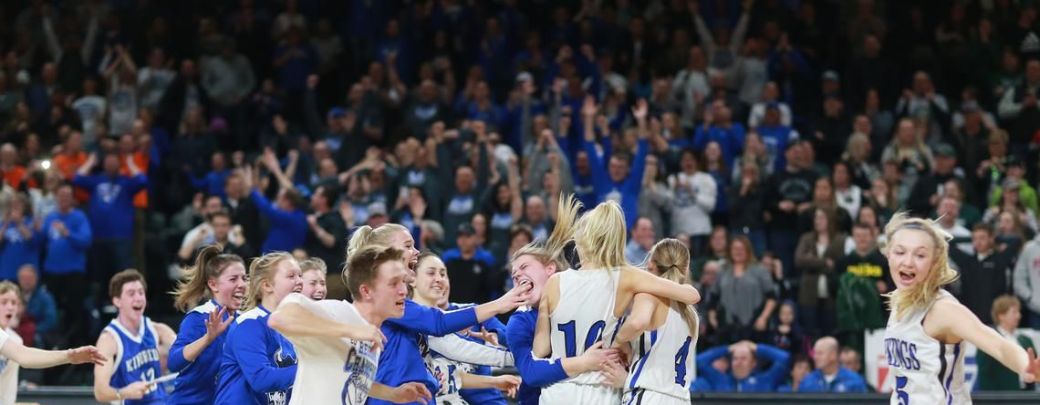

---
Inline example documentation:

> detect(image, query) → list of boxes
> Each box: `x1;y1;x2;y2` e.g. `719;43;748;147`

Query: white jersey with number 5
623;306;695;405
278;294;381;405
540;268;622;405
883;290;969;405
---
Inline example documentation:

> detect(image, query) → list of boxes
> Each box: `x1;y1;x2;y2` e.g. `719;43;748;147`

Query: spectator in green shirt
977;295;1036;391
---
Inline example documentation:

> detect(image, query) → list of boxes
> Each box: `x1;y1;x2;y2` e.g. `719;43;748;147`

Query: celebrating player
214;252;302;405
411;252;521;404
506;194;623;405
93;269;178;404
881;213;1040;404
299;257;328;300
533;200;700;404
268;246;432;404
614;239;699;405
168;246;247;405
346;223;530;405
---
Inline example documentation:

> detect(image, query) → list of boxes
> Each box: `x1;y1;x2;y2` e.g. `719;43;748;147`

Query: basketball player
411;253;522;404
882;213;1040;404
214;252;302;405
614;239;698;405
168;246;247;405
268;246;432;404
506;195;624;405
299;258;328;300
93;269;178;404
346;224;531;405
533;200;701;404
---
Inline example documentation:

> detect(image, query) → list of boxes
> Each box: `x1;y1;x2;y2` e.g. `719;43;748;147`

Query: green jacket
989;183;1039;214
977;329;1035;391
836;272;886;332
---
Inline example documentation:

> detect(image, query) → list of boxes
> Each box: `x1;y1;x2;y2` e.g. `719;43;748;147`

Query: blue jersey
448;303;508;405
105;317;167;405
368;299;478;405
169;300;233;405
215;305;297;405
505;308;569;405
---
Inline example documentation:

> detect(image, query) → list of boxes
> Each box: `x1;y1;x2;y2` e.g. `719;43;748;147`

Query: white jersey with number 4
540;268;622;405
883;290;969;405
623;306;696;405
278;294;381;405
0;327;22;405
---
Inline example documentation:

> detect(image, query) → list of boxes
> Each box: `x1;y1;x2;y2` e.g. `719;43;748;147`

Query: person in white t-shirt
268;246;433;405
0;281;106;405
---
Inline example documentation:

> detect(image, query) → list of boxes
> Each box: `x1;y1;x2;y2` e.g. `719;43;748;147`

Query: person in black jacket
906;143;966;217
950;223;1015;324
765;142;818;283
304;185;347;298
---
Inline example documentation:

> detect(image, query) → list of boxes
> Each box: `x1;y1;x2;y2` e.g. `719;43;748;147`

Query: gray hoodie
1014;237;1040;313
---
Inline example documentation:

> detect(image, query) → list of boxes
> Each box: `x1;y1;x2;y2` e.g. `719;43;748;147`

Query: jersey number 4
557;320;606;357
673;337;692;386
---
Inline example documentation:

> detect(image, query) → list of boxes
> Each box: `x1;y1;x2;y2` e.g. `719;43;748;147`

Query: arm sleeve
250;190;292;226
505;312;569;387
756;344;791;386
582;139;609;195
1015;246;1040;312
67;213;93;249
231;320;297;393
383;300;479;337
71;174;98;190
625;139;649;191
168;312;206;372
125;174;148;195
695;175;717;211
429;333;514;367
481;316;509;346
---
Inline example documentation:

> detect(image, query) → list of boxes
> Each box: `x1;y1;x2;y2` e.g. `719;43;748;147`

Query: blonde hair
511;194;582;270
881;212;959;319
573;200;628;268
648;239;699;337
245;251;296;310
171;245;244;312
299;257;328;275
0;281;20;299
347;223;410;260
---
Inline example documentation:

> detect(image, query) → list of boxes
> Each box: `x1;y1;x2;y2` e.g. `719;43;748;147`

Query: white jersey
623;306;696;404
883;290;970;405
540;268;623;405
425;350;471;405
278;294;381;405
0;328;22;405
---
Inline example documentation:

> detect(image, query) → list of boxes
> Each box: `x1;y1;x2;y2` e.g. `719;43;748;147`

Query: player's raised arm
622;265;701;304
932;298;1040;381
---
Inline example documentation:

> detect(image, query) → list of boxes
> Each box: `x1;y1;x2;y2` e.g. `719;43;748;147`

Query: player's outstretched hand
119;381;151;400
600;360;628;389
389;382;433;404
345;324;387;352
491;375;521;398
205;306;234;341
1022;347;1040;383
68;345;106;366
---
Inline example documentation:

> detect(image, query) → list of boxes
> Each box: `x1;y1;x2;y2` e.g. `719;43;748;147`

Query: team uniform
623;306;696;405
884;290;969;405
0;328;22;405
424;324;515;405
370;300;481;405
168;300;233;405
214;305;297;405
104;317;168;405
506;307;570;405
447;303;510;405
273;294;380;405
541;268;624;405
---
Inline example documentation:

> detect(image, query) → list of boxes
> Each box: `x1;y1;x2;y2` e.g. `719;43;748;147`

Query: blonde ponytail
649;239;699;337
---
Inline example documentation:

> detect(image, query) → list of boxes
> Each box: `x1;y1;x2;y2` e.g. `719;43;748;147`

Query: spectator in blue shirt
252;154;308;253
16;264;58;347
696;340;790;392
694;100;746;169
189;151;231;198
73;153;147;282
0;193;41;281
797;336;869;393
41;184;93;346
580;97;650;230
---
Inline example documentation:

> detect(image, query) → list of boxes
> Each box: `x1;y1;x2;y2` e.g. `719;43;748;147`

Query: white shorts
539;382;621;405
622;388;691;405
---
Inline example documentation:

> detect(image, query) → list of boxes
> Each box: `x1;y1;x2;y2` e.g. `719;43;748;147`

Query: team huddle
3;196;1040;405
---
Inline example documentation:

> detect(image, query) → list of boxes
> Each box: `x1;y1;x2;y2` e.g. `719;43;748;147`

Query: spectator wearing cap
950;223;1014;325
988;156;1037;215
953;100;993;174
314;106;350;153
73;153;146;281
906;143;965;217
442;223;498;303
365;201;390;228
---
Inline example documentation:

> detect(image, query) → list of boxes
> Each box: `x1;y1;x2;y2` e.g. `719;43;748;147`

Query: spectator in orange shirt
0;143;27;189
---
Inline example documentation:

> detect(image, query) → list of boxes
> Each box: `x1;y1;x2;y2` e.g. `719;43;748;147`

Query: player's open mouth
132;305;145;312
898;270;915;283
293;285;303;293
518;279;533;289
395;300;405;308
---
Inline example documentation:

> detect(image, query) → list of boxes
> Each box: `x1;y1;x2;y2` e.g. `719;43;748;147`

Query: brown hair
171;245;245;312
648;239;699;337
991;295;1021;324
110;269;147;299
346;246;404;299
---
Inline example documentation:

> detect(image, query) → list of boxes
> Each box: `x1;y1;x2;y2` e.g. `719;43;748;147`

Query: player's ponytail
171;245;244;312
511;194;582;271
347;225;376;260
573;200;627;269
648;239;699;337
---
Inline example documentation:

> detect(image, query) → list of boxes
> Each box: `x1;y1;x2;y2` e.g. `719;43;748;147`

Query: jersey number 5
557;320;606;357
895;375;910;405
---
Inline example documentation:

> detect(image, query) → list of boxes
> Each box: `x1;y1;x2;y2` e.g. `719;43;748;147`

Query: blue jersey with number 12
106;316;167;405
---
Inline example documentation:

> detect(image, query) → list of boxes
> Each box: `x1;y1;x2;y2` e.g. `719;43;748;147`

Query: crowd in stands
2;0;1040;393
